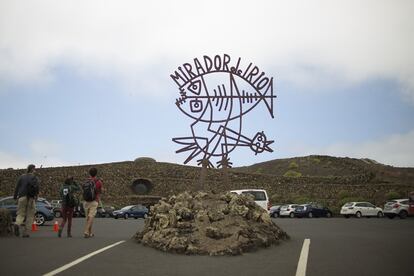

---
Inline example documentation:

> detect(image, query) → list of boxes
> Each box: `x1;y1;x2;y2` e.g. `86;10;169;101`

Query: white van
230;189;270;211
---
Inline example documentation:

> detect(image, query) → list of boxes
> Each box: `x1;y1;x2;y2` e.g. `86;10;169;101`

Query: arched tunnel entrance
131;178;153;195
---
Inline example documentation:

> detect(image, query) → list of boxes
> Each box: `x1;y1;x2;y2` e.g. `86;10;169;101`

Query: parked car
112;205;149;219
279;204;299;218
383;199;410;219
340;202;383;218
53;207;62;218
0;196;54;225
73;204;85;217
294;203;333;218
102;205;116;217
96;206;111;218
230;189;270;211
50;199;62;209
54;203;110;218
269;205;281;218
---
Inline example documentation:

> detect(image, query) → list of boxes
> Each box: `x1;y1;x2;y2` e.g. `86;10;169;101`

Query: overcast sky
1;0;413;169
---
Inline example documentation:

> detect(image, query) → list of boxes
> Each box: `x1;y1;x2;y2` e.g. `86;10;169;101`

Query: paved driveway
0;217;412;276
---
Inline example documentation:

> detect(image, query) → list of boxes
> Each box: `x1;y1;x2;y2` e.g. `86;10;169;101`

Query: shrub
283;170;302;178
134;157;156;163
288;161;299;169
255;168;264;174
385;191;401;200
270;193;282;204
338;190;351;199
293;196;311;204
311;157;321;164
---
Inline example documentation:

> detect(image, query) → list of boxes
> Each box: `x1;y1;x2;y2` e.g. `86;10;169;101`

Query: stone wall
1;160;413;210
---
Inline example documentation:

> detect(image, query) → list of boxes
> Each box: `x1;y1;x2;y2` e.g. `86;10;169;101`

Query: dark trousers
60;206;74;234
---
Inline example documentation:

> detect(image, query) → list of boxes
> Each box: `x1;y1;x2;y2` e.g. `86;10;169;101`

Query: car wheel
326;212;332;218
124;214;129;219
386;214;395;219
273;213;278;218
54;211;61;218
399;210;408;219
114;216;118;219
308;212;313;218
377;211;383;218
289;212;295;218
356;211;362;218
35;213;45;226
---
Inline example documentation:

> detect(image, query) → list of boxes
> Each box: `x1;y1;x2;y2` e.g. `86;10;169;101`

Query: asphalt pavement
0;217;412;276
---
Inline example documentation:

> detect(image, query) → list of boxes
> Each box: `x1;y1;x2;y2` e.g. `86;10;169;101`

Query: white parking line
43;240;126;276
295;238;311;276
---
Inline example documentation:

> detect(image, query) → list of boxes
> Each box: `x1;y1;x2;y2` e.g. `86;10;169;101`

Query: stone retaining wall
1;161;412;209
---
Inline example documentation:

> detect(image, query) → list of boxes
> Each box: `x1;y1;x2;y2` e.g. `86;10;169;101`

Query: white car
340;202;383;218
230;189;270;211
383;199;409;219
279;204;299;218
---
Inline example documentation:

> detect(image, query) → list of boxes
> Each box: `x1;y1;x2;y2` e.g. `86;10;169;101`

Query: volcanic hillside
235;155;414;185
0;155;413;212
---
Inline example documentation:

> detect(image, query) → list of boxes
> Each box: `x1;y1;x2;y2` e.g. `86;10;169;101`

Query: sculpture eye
187;80;201;95
190;100;203;113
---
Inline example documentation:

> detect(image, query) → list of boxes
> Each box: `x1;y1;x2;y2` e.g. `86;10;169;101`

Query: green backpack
60;184;78;207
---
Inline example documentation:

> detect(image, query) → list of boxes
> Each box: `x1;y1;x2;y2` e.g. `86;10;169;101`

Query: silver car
279;204;299;218
340;202;383;218
383;199;409;219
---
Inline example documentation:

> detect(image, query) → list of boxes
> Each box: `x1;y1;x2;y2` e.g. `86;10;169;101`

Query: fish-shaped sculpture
173;70;276;168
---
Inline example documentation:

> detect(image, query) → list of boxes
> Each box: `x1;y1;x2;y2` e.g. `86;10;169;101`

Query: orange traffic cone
53;221;59;232
31;222;38;232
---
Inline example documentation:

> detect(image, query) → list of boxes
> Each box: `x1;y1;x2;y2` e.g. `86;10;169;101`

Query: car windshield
385;201;397;205
241;191;266;201
280;205;289;210
344;203;354;207
296;206;305;210
121;206;133;211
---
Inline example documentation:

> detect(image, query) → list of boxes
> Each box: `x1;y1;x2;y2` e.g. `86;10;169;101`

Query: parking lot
1;217;412;276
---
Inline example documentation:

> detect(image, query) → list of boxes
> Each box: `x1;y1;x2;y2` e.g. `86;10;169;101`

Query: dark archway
131;179;153;195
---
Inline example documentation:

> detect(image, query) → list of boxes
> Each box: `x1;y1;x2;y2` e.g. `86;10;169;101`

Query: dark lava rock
134;191;289;256
0;208;13;237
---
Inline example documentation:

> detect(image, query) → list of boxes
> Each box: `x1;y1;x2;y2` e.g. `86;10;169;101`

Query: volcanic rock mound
134;191;289;255
0;209;13;237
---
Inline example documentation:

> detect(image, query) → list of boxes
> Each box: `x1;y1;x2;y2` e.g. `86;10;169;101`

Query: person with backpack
82;167;103;238
13;164;39;238
58;176;80;238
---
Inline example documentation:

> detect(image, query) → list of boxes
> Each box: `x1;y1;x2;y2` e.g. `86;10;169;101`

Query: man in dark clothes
13;164;39;237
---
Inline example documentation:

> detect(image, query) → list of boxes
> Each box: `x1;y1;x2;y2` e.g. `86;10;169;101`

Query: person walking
82;167;102;238
13;164;39;238
58;176;80;238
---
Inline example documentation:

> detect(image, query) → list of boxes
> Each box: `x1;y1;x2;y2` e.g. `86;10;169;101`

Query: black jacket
14;173;39;199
